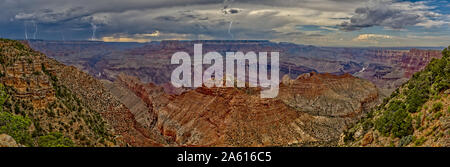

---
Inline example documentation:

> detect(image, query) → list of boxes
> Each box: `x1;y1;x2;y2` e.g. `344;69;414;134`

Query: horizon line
3;38;447;49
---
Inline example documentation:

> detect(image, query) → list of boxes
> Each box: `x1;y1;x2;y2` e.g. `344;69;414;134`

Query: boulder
0;134;19;147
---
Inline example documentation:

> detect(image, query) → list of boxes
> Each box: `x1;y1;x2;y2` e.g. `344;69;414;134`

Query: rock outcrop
279;72;380;117
109;72;381;146
0;134;20;147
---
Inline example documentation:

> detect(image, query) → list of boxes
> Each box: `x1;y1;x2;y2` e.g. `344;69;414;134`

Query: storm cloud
0;0;448;46
340;0;443;31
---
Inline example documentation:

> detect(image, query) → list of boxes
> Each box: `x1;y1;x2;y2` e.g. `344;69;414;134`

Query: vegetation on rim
343;46;449;147
0;39;115;147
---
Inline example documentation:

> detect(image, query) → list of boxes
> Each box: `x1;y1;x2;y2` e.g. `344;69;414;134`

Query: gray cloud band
339;0;441;31
0;0;447;43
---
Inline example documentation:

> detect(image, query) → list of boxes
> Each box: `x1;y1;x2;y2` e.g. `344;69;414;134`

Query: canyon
28;40;443;96
1;39;445;147
102;72;381;146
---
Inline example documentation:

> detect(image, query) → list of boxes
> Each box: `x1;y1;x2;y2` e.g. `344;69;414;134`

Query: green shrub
433;111;443;120
362;119;374;131
0;83;7;112
0;111;33;146
405;88;429;113
1;83;33;146
414;114;422;129
375;101;413;138
414;136;427;146
398;135;414;147
343;129;355;143
38;132;74;147
431;102;443;112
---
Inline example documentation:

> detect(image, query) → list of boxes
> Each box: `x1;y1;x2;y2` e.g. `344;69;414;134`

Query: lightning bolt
90;23;97;40
61;31;65;42
228;21;234;39
24;22;28;40
33;21;38;40
222;0;235;39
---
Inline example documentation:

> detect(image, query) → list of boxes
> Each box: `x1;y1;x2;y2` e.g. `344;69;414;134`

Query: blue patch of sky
405;25;450;37
402;0;450;14
424;0;450;15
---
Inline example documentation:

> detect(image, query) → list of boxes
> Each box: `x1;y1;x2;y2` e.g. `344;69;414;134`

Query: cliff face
341;47;450;147
50;63;161;146
0;39;114;146
353;49;442;95
0;39;159;146
107;72;381;146
279;73;380;117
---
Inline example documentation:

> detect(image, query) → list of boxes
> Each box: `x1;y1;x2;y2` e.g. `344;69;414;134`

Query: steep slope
341;47;450;147
0;39;156;146
109;72;381;146
0;39;115;146
279;73;380;117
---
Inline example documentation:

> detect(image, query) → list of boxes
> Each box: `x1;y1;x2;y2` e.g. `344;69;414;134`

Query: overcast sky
0;0;449;46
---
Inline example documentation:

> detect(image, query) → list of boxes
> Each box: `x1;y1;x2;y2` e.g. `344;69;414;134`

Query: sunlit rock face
107;72;381;146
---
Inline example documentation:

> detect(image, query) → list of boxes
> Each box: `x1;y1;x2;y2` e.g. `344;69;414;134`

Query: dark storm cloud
0;0;448;45
155;16;181;22
223;8;240;14
14;7;91;23
5;0;225;23
2;0;358;40
339;0;433;31
3;0;295;40
3;0;363;23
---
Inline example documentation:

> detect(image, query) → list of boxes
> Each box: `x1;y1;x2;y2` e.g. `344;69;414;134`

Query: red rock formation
1;39;384;147
110;72;381;146
354;49;442;95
